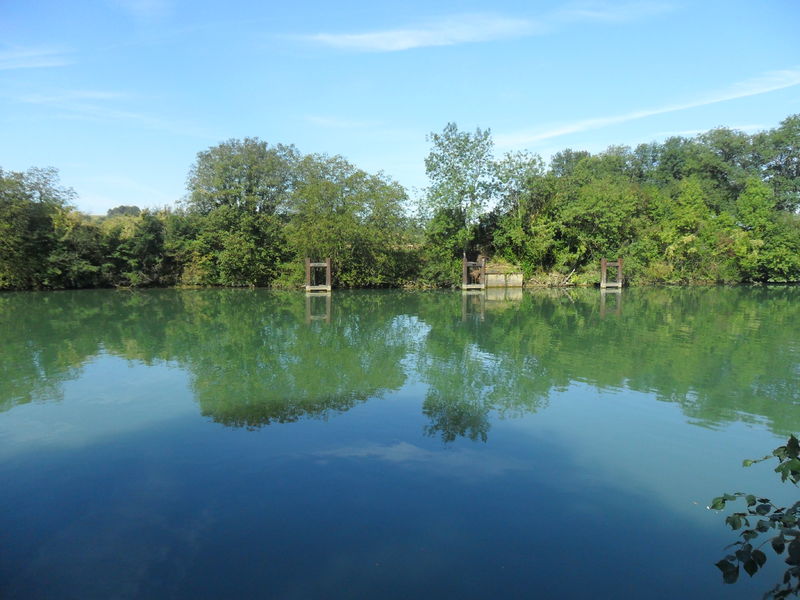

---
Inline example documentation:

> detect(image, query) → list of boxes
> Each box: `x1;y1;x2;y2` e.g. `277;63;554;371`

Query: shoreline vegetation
2;115;799;291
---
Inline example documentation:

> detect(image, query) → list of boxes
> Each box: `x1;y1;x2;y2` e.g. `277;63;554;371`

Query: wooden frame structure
305;292;332;323
305;257;331;293
462;254;486;291
600;257;624;289
462;290;486;322
600;288;622;318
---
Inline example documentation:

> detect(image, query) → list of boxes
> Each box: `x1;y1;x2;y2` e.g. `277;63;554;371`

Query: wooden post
305;257;311;288
480;258;486;286
600;257;608;289
600;288;606;318
600;257;623;288
324;291;331;323
325;257;332;288
462;254;468;288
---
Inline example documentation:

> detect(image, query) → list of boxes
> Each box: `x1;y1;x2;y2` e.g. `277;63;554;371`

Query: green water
1;287;798;598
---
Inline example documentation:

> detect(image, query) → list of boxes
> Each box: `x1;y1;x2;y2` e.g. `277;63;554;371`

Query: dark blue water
1;287;798;598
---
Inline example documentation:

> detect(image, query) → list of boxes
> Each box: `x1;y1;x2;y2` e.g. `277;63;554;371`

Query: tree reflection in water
1;286;799;440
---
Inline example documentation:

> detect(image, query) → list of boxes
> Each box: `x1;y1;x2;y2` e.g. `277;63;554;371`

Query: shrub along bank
2;115;799;290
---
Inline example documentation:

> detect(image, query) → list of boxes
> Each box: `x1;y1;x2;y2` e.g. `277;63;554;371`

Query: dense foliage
1;115;798;290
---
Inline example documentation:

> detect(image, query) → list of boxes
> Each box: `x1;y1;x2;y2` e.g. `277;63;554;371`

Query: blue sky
1;0;798;214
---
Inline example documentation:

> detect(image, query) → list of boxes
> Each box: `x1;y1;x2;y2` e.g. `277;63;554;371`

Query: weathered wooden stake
325;257;331;288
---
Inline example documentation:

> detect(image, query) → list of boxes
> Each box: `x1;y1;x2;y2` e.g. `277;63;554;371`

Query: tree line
1;114;799;290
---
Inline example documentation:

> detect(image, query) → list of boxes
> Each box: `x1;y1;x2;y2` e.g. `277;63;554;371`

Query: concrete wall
486;287;523;302
486;273;523;287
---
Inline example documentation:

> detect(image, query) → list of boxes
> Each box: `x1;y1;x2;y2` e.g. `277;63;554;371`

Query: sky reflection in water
1;287;798;599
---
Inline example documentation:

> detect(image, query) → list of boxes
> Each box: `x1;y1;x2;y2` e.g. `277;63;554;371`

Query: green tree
111;211;167;286
106;205;141;217
285;154;413;288
0;167;76;289
557;176;640;270
424;123;496;257
548;148;590;178
732;178;800;282
46;210;105;288
185;138;299;215
755;115;800;212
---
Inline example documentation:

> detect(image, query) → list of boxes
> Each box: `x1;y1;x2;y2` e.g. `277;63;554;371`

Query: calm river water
1;287;798;599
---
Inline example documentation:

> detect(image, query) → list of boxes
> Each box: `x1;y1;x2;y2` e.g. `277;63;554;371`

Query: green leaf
772;535;786;554
710;496;727;510
756;504;772;516
715;559;739;584
743;558;758;577
735;545;752;562
787;539;800;565
786;435;800;459
752;549;767;568
775;458;800;483
746;494;757;507
726;514;744;530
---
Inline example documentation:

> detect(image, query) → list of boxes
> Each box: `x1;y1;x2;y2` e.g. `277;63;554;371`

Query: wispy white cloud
317;442;528;480
0;47;73;70
300;2;672;52
303;14;541;52
11;89;209;138
495;67;800;148
558;1;674;24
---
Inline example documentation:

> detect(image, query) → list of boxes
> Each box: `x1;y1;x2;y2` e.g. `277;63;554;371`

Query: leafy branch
710;435;800;599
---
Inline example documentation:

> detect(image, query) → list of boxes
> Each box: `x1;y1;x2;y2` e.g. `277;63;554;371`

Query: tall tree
285;154;412;287
755;115;800;212
424;123;496;256
0;167;75;289
548;148;590;178
185;138;299;215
